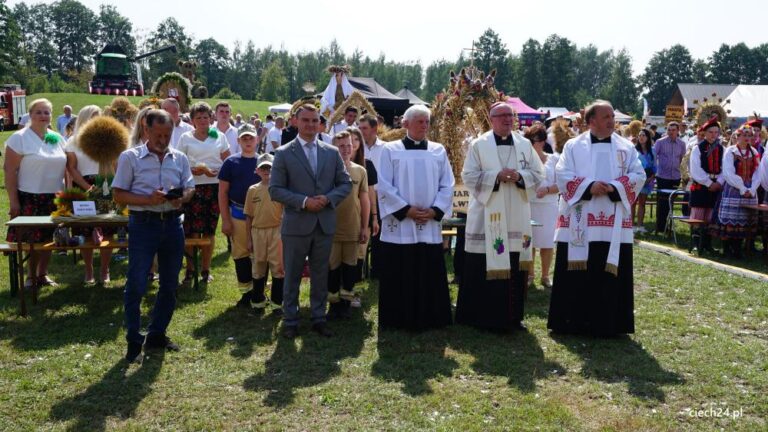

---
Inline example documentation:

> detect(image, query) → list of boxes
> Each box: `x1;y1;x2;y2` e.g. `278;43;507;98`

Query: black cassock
378;242;452;331
547;241;634;336
456;251;526;331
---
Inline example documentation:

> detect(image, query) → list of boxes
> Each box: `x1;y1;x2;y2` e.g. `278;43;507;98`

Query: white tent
268;103;293;113
722;85;768;119
537;107;569;118
613;110;633;123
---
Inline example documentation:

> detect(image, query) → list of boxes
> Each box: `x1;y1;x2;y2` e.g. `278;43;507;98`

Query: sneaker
38;275;58;287
201;271;213;284
350;295;362;308
339;289;355;301
125;341;143;363
144;334;180;352
540;277;553;289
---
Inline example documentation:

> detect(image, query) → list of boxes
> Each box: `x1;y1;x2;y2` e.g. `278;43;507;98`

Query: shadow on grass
371;329;459;396
192;305;280;359
450;327;563;392
0;281;124;351
49;354;164;431
551;334;684;401
242;303;374;407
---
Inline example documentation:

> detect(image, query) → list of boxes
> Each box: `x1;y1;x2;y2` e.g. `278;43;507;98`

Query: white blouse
5;128;66;193
176;131;229;185
529;152;559;204
64;136;100;177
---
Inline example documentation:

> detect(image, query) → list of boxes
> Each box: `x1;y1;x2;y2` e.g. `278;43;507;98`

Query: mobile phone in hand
164;187;184;200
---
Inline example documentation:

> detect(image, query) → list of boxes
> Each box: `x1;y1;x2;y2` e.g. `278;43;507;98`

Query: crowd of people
4;96;766;363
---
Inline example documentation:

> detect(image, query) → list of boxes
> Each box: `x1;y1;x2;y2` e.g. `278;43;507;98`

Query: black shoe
125;341;143;363
144;333;180;352
236;291;254;309
311;322;333;337
282;325;299;339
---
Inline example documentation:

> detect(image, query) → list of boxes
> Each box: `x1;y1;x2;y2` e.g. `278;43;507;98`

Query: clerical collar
403;135;428;150
590;133;612;144
493;133;513;146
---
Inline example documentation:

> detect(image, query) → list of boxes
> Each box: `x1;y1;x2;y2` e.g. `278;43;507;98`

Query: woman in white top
4;98;67;287
129;107;152;147
525;123;568;289
65;105;115;285
176;102;231;283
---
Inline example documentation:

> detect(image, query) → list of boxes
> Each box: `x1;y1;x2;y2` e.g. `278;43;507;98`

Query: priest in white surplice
376;105;455;331
548;100;645;336
457;102;545;332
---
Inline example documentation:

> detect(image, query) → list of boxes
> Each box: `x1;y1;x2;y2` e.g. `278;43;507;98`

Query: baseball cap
257;153;274;168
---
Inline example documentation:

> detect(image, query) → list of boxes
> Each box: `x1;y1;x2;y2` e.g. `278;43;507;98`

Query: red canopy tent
505;97;547;126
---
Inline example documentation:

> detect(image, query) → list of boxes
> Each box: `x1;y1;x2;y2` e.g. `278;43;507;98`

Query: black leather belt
130;210;182;220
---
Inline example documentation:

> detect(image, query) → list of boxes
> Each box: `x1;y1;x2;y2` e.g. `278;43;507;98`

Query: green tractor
88;44;176;96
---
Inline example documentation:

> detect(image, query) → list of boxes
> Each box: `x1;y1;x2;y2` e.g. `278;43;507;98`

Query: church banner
665;105;684;124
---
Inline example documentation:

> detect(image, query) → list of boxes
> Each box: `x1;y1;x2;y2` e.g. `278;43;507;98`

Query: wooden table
5;216;128;316
741;204;768;262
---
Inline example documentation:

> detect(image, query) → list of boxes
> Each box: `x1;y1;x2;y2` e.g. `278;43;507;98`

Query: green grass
0;138;766;430
23;92;278;119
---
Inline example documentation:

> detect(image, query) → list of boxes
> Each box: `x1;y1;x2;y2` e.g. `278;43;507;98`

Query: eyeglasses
491;113;515;119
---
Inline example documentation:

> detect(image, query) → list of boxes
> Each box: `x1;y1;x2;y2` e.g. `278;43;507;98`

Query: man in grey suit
269;103;352;338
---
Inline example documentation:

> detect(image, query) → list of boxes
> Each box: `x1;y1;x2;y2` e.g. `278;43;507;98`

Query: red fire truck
0;84;27;131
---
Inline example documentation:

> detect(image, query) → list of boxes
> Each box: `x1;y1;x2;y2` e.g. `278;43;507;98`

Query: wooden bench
2;237;212;313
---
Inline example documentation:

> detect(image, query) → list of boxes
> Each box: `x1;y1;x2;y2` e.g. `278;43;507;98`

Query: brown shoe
311;322;333;337
282;325;299;339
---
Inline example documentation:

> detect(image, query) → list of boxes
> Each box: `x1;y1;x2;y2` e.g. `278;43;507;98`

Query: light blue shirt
112;144;195;212
56;114;75;135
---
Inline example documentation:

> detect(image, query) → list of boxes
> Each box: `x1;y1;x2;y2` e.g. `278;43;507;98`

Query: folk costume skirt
6;191;56;243
183;183;220;236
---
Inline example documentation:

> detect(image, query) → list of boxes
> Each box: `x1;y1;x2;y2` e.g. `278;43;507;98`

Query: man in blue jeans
113;109;195;363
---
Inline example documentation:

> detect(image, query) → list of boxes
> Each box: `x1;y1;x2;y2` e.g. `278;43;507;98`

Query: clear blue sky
13;0;764;76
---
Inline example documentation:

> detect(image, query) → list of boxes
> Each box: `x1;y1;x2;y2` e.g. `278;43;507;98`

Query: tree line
1;0;767;116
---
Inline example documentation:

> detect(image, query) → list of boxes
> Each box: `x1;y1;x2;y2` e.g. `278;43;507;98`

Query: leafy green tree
640;44;694;114
144;17;193;86
539;34;576;108
516;38;541;107
600;49;638;114
13;3;59;75
692;59;710;83
96;5;136;57
0;0;21;80
472;28;511;92
49;0;98;73
709;43;757;84
259;60;288;102
212;87;241;100
573;44;614;102
195;37;230;94
423;59;456;101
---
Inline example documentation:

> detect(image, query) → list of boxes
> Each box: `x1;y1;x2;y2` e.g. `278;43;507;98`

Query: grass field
19;93;278;119
0;130;766;430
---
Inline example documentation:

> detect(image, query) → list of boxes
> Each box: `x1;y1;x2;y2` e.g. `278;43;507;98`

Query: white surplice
462;131;544;271
555;132;645;273
377;140;455;244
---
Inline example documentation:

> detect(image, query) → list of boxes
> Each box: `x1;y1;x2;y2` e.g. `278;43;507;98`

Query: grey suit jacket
269;137;352;235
